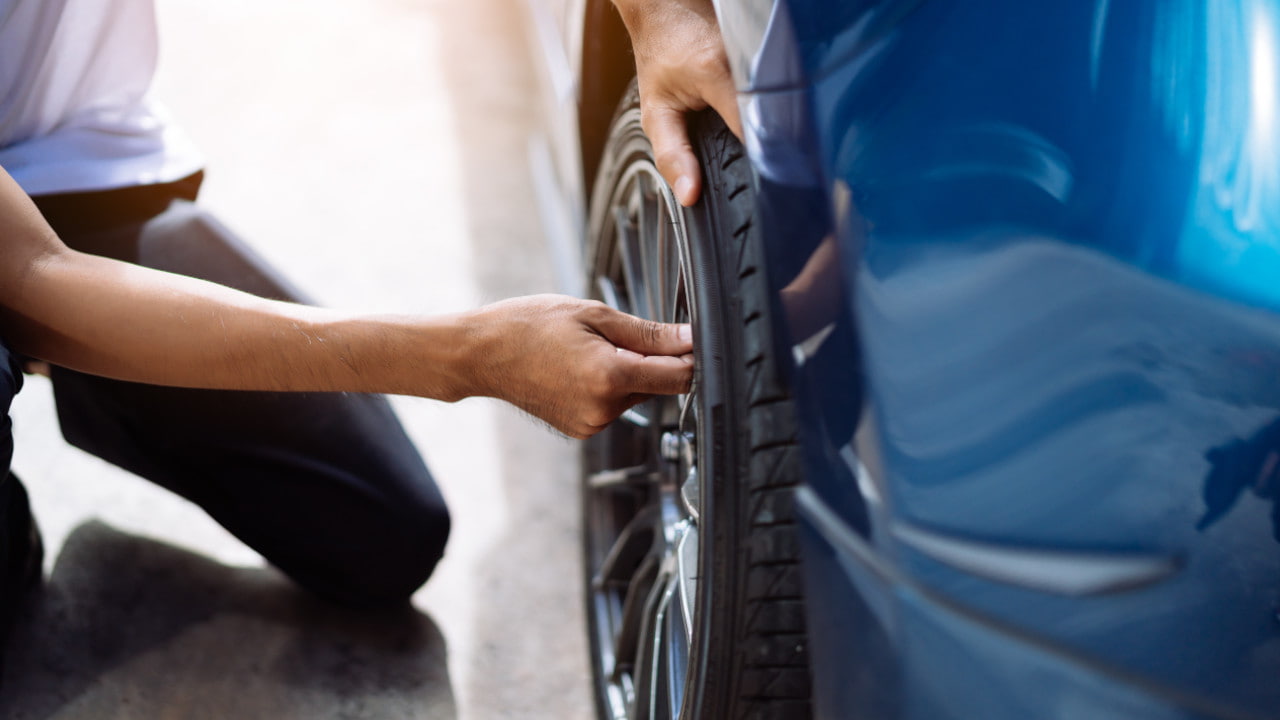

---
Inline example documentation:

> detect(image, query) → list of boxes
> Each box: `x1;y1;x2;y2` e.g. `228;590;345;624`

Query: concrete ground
2;0;593;718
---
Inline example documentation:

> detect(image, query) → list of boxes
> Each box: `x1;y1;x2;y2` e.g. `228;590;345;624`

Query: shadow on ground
1;521;456;720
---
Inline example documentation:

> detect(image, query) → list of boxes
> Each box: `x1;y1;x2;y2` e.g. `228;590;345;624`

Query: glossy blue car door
741;1;1280;717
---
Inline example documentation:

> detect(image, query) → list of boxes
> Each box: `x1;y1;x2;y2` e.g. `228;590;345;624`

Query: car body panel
741;0;1280;717
523;0;589;294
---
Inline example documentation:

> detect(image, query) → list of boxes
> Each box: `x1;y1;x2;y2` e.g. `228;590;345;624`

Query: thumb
643;103;702;207
596;310;693;356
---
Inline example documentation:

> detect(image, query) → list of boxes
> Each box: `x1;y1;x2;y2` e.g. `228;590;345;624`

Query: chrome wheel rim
585;158;701;720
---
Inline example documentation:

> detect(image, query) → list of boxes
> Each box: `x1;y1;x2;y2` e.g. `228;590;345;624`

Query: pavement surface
2;0;594;718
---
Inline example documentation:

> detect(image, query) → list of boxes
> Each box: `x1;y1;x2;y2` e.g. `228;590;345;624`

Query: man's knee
378;498;452;602
306;495;451;609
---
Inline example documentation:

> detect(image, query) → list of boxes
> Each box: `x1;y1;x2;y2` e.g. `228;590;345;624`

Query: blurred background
2;0;593;717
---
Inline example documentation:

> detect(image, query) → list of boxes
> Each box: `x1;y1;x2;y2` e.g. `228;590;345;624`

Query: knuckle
693;46;728;72
586;363;618;398
645;321;665;347
584;300;612;324
605;362;630;393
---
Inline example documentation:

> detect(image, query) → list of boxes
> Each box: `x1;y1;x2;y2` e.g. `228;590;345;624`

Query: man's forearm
2;246;476;398
0;166;470;398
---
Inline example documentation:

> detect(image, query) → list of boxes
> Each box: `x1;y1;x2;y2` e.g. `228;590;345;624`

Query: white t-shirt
0;0;203;196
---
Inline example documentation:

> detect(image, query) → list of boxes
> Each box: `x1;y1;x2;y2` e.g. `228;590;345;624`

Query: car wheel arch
577;0;635;200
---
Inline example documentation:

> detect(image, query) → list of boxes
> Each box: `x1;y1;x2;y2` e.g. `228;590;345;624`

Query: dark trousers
1;174;450;609
0;343;36;645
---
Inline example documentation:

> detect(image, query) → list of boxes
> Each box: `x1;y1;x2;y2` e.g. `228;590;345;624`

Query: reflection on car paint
1199;415;1280;540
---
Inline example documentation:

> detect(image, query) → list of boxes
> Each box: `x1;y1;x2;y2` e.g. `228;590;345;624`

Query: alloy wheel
583;158;704;720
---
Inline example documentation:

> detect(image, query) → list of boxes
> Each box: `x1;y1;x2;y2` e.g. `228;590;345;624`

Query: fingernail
674;176;694;205
678;324;692;344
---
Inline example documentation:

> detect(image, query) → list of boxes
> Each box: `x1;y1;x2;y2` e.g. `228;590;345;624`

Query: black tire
581;81;812;720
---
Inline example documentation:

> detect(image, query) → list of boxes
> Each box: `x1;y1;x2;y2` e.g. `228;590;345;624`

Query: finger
596;310;693;356
613;353;695;396
643;103;702;207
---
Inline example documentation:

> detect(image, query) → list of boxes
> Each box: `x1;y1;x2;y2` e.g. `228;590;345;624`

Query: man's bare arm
0;167;691;439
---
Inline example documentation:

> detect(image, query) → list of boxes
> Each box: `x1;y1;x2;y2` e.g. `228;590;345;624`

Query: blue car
525;1;1280;718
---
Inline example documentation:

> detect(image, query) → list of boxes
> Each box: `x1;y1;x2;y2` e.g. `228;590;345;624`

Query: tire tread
692;113;812;719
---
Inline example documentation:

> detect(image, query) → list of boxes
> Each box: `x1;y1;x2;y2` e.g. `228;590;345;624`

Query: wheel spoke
620;407;651;428
613;206;646;318
674;520;698;645
597;275;624;311
588;464;655;491
657;195;688;325
612;554;659;681
678;466;700;522
593;504;661;590
635;174;661;320
633;567;679;720
663;581;691;720
653;196;672;323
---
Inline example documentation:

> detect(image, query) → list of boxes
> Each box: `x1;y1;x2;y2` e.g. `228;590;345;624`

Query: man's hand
614;0;741;207
462;295;693;438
